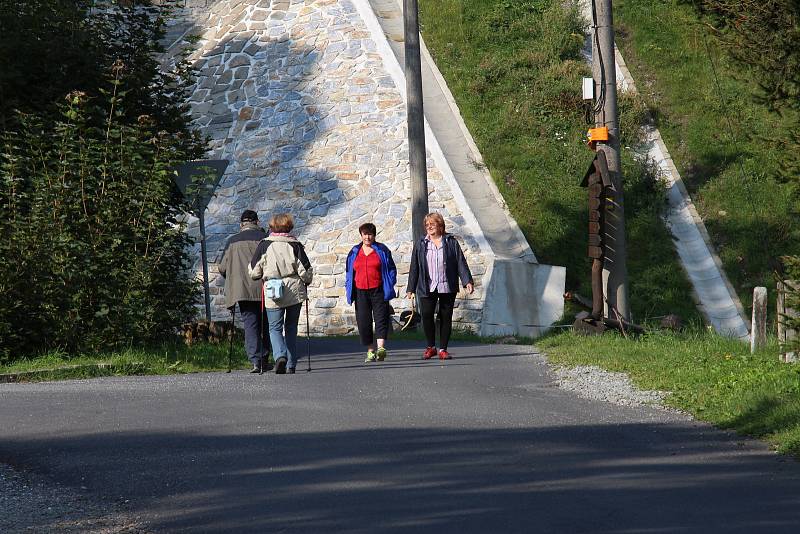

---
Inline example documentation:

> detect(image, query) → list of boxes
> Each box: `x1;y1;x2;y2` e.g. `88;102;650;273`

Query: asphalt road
1;340;799;533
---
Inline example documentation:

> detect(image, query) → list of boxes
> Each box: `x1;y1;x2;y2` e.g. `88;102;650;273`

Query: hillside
419;0;799;325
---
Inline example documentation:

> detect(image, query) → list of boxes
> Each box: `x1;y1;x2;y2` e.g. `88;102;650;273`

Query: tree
687;0;800;351
0;0;202;155
0;0;207;360
688;1;800;111
686;1;800;172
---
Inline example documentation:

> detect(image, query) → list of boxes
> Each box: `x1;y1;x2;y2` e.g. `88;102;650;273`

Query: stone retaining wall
169;0;491;334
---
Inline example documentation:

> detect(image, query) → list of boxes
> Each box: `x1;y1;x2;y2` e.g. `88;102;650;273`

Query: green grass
419;0;700;323
540;330;800;457
0;329;496;382
613;0;800;315
0;341;252;381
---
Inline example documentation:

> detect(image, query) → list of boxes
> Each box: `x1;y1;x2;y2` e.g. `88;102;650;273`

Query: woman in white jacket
249;213;313;374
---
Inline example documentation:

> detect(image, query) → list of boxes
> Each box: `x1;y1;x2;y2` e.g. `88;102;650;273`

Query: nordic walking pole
227;305;236;373
305;298;311;372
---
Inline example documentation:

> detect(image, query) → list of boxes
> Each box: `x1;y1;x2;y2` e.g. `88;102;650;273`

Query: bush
0;1;206;362
0;0;199;144
0;85;200;362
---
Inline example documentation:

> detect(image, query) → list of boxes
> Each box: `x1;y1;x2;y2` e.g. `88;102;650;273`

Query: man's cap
240;209;258;223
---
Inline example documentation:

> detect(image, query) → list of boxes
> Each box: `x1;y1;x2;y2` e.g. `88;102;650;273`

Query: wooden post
750;286;767;353
778;280;798;362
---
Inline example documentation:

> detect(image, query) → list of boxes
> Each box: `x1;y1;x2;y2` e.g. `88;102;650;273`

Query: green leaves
0;2;205;362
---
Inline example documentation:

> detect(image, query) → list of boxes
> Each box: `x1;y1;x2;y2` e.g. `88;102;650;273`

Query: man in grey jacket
218;210;272;372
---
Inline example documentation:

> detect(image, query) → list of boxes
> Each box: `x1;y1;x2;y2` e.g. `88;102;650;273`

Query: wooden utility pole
403;0;429;244
591;0;630;321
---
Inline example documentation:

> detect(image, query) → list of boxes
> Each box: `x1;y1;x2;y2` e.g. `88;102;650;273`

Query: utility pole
403;0;429;244
591;0;630;321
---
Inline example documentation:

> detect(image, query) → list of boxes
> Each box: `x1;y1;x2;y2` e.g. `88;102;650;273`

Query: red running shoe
423;347;437;360
438;349;451;360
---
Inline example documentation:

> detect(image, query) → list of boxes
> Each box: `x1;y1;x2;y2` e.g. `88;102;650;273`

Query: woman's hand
465;283;474;294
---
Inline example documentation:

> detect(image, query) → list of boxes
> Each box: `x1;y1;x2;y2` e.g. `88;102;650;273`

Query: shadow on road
3;423;799;533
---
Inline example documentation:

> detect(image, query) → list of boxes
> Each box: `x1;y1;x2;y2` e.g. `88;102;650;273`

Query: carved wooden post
750;286;767;353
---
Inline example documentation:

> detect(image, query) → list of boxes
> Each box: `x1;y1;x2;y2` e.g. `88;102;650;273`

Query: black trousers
238;300;271;366
419;290;457;350
354;286;390;346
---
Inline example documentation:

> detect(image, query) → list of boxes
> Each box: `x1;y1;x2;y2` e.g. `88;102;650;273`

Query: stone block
315;298;338;309
325;327;352;336
315;253;337;265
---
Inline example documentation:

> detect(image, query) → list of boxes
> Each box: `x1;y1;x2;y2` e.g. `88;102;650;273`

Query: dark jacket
345;242;398;305
406;234;473;297
218;223;268;308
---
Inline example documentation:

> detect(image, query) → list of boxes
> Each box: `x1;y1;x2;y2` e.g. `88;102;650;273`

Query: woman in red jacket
345;223;398;363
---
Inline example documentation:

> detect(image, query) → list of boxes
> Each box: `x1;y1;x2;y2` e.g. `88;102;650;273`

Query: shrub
0;85;200;362
0;0;206;362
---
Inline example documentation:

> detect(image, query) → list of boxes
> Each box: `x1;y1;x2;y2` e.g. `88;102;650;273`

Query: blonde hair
423;212;445;233
269;213;295;233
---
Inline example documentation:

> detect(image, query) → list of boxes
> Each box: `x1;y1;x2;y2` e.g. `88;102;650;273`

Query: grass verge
0;329;496;382
0;342;251;382
540;330;800;457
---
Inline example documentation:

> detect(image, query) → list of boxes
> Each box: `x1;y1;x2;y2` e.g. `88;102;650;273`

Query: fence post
750;286;767;354
778;280;798;363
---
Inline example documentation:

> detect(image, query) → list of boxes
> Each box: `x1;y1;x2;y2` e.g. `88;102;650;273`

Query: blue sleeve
345;247;357;305
386;248;397;287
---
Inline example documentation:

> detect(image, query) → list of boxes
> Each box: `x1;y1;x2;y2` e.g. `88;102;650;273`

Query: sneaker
376;347;387;361
288;367;296;374
438;349;451;360
365;350;377;363
423;347;436;360
250;366;261;374
275;357;287;374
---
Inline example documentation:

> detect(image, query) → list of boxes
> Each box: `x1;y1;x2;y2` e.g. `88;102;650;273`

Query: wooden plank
751;286;767;353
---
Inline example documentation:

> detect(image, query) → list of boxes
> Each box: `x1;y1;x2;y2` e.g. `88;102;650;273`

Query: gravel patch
0;463;151;533
550;364;680;411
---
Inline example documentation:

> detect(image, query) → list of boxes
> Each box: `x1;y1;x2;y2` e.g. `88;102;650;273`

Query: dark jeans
419;290;457;350
238;301;271;366
354;286;390;346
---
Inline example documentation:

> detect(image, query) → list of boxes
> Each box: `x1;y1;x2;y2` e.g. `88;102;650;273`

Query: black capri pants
419;290;457;350
354;286;391;346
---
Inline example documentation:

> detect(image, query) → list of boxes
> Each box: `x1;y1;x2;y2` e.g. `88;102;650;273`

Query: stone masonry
168;0;490;334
